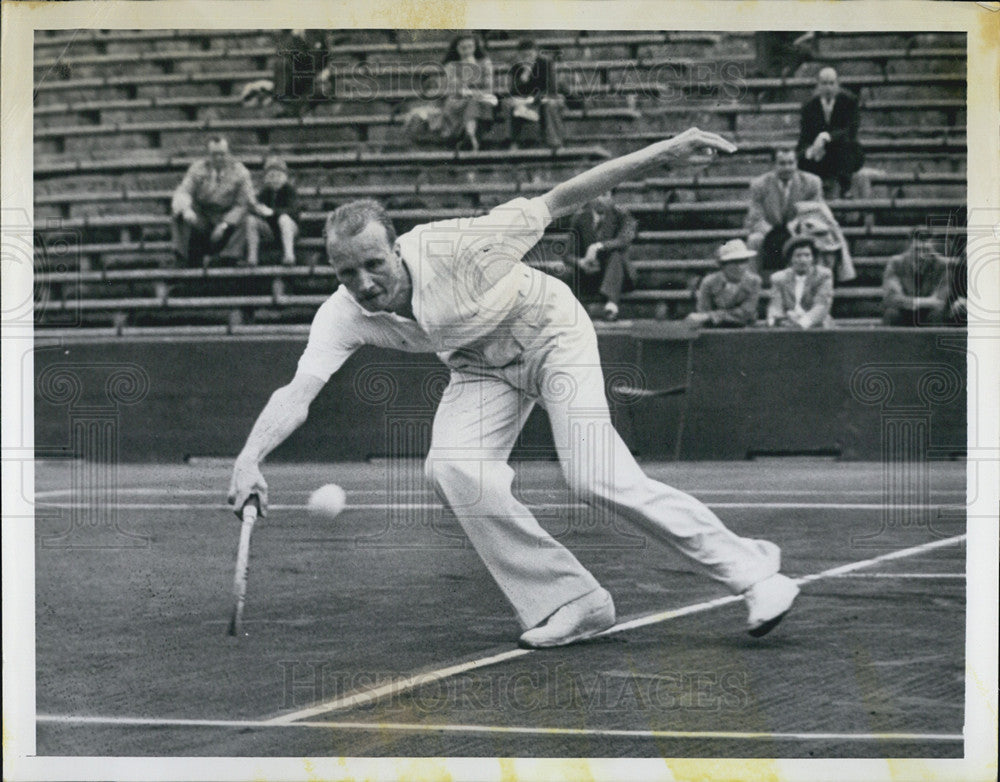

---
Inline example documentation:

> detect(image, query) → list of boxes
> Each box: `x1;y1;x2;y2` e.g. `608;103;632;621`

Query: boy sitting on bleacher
246;155;300;266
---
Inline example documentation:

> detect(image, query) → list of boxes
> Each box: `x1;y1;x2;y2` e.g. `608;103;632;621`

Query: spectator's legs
760;225;791;280
540;98;564;148
464;119;480;151
174;215;214;268
171;214;191;266
820;177;839;201
459;99;481;151
575;269;603;304
882;306;945;327
277;214;298;264
597;249;632;306
245;215;262;266
171;214;208;267
849;168;876;228
213;222;241;266
503;98;523;148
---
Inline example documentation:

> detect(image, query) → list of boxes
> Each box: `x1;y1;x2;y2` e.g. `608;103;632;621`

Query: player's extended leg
425;368;606;632
534;294;798;632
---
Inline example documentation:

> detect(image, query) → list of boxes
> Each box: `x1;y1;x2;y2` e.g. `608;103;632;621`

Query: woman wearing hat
767;236;834;329
247;155;300;266
686;238;762;327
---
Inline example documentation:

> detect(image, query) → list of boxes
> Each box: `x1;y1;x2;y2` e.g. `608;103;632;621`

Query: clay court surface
34;459;967;758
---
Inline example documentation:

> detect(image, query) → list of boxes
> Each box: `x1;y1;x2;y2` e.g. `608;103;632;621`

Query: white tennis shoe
744;573;800;637
518;588;616;648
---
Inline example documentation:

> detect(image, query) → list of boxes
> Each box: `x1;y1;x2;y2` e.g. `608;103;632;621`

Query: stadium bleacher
33;28;967;329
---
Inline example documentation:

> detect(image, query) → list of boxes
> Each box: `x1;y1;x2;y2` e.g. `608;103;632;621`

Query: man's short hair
323;199;397;248
772;143;797;160
207;135;228;150
517;38;537;51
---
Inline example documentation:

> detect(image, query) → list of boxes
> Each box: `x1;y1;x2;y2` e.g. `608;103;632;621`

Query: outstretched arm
227;372;326;514
541;127;737;220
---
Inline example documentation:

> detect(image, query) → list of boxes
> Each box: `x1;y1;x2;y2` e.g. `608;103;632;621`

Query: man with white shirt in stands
767;236;835;329
227;128;800;649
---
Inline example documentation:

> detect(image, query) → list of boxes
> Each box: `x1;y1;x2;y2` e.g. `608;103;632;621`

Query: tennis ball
307;483;347;520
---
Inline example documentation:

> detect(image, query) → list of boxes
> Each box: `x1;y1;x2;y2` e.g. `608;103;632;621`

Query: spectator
246;155;299;266
440;32;498;151
785;200;857;283
752;32;817;78
170;136;254;267
744;145;824;277
882;235;951;326
274;29;333;117
686;239;762;328
766;236;834;329
564;191;637;321
241;30;335;116
797;67;865;198
504;38;564;149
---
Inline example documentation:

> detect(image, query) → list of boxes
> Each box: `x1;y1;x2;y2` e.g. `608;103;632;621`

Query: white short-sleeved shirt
296;197;552;383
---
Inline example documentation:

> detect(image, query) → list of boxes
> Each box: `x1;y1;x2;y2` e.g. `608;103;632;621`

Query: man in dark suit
504;38;564;149
797;67;865;198
565;192;637;320
745;146;825;277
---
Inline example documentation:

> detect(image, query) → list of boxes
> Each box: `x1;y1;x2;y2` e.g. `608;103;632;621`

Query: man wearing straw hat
686;239;763;328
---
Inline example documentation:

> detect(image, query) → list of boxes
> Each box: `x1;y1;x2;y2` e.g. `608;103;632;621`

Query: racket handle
243;493;261;517
227;493;260;637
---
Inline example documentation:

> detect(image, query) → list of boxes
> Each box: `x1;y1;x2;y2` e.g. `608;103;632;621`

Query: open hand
658;127;737;166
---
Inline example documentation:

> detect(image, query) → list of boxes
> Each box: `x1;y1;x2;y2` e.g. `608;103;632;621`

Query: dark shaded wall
34;329;966;462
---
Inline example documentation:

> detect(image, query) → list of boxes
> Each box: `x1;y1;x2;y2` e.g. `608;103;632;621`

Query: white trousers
425;275;779;630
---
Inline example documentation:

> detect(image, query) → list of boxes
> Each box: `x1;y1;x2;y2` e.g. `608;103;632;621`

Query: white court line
266;533;966;725
34;501;965;511
828;573;965;579
31;487;967;499
33;714;962;743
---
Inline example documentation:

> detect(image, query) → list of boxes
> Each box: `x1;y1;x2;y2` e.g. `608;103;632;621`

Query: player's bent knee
425;456;513;506
425;456;473;490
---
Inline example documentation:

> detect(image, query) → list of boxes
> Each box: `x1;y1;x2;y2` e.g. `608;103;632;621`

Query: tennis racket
227;494;260;637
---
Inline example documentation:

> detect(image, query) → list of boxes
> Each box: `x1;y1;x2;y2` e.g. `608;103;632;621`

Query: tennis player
228;127;800;647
